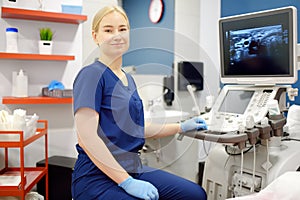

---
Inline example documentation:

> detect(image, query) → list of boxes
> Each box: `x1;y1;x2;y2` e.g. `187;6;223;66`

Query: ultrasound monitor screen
218;90;254;114
219;6;297;84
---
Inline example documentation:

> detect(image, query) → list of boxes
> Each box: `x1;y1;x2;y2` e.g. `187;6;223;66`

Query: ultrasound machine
182;6;300;199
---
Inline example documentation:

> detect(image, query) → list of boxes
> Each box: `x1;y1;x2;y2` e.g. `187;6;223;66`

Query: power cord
281;137;300;142
225;141;260;156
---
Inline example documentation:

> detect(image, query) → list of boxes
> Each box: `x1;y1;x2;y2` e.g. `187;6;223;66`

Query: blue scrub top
73;61;145;175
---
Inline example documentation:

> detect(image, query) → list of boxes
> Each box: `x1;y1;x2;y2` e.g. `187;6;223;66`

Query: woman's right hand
118;176;159;200
180;116;207;132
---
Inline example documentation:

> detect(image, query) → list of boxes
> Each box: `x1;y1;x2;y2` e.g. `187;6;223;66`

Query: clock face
149;0;164;24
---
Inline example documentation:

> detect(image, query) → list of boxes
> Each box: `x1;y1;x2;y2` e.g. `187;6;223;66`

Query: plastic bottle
12;71;17;97
14;69;28;97
6;27;18;53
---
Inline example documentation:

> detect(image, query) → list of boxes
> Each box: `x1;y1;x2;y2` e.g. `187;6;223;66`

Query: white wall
174;0;220;114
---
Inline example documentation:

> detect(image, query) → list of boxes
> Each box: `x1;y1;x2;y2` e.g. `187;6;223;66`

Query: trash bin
36;156;76;200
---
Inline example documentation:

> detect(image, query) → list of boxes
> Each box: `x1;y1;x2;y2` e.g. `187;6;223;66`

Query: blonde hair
92;5;130;32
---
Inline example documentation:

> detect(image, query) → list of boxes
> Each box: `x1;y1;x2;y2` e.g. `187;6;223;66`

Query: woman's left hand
180;116;207;132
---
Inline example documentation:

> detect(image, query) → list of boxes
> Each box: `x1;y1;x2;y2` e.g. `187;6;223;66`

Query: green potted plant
39;27;54;54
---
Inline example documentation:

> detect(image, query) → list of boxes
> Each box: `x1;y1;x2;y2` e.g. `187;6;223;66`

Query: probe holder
268;113;286;137
244;128;259;145
255;124;272;140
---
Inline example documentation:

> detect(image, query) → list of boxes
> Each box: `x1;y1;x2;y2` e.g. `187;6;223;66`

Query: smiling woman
71;5;207;200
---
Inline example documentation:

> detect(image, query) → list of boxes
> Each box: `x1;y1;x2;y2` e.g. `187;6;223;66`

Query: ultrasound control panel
201;85;285;133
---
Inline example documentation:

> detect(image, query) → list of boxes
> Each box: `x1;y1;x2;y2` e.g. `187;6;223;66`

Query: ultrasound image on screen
227;25;289;75
218;90;254;114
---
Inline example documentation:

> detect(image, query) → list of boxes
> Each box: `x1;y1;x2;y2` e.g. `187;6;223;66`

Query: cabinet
0;6;86;104
0;120;48;200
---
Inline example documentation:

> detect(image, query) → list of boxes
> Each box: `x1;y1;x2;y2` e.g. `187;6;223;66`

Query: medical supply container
12;69;28;97
6;27;18;53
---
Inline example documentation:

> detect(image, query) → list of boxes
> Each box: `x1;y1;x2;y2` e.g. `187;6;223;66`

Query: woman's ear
92;31;98;44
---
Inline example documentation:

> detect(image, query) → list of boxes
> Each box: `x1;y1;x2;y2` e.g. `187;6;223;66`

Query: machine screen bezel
219;6;297;85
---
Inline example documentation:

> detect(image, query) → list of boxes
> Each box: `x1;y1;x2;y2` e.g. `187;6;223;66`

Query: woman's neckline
96;60;129;87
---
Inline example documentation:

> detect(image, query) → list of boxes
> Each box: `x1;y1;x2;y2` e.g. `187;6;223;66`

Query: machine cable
266;139;269;184
281;137;300;142
198;140;214;160
224;141;260;156
251;144;256;193
239;149;244;190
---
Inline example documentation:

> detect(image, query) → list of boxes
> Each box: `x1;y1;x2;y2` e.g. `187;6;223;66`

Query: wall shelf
1;6;80;106
1;7;87;24
0;52;75;61
2;97;73;104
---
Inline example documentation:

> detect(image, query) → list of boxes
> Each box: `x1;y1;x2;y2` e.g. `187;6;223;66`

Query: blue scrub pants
72;165;207;200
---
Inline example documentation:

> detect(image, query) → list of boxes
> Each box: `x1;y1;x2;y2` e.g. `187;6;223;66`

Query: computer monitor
219;6;298;85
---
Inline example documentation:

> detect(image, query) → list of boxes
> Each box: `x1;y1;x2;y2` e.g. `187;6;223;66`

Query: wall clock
149;0;164;24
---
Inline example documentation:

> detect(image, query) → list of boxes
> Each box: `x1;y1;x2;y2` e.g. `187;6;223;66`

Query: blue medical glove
118;176;159;200
180;116;207;132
